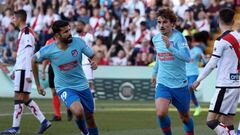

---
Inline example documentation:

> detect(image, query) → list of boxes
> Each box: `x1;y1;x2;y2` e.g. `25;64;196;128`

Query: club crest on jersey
71;50;78;57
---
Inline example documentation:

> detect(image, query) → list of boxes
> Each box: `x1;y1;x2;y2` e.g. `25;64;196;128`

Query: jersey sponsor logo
230;73;239;80
58;61;78;71
157;52;174;61
71;49;78;57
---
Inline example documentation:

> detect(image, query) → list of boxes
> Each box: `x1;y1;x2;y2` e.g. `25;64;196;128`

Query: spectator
189;0;206;21
207;0;221;32
96;50;109;65
132;9;145;29
195;11;210;33
43;7;60;30
181;9;197;36
134;21;151;46
5;23;18;55
94;18;110;38
76;5;90;24
146;10;157;30
89;7;103;31
93;36;108;57
107;24;125;53
30;7;45;33
120;8;131;33
174;0;189;20
107;46;128;66
104;11;117;31
2;8;12;30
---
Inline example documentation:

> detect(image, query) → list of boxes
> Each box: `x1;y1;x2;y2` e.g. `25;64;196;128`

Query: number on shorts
61;91;67;100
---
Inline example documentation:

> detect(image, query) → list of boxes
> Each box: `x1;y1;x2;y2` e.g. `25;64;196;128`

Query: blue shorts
58;88;94;113
155;83;190;113
187;75;198;89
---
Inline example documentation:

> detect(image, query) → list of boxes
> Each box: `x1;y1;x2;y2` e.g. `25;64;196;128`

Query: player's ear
55;33;60;39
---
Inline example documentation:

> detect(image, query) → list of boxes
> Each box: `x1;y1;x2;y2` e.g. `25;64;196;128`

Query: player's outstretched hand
162;35;170;48
151;76;156;88
89;59;98;70
37;86;46;96
191;81;200;90
10;72;15;80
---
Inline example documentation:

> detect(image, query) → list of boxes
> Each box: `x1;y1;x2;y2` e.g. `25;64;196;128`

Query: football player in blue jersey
32;20;98;135
152;8;194;135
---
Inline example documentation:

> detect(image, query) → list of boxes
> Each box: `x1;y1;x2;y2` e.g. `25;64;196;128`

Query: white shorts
14;70;32;93
209;87;240;115
82;64;94;81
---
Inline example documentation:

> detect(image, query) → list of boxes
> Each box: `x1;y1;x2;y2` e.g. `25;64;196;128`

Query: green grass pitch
0;98;239;135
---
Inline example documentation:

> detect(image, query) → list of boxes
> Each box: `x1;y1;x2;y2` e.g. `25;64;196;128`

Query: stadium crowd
0;0;237;66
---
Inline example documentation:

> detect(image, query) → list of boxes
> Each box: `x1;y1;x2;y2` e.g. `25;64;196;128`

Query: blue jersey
152;29;191;88
186;46;205;76
34;37;94;92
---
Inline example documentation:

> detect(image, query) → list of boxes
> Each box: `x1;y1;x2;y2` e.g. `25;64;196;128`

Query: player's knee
156;110;168;118
179;112;190;123
72;109;84;118
70;104;84;118
206;120;220;130
14;93;24;100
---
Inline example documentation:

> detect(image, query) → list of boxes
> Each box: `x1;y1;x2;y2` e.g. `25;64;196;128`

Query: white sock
213;123;230;135
91;89;96;110
12;101;24;127
25;99;45;123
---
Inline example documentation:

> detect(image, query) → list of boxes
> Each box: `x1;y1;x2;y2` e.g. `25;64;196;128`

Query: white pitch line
0;108;240;116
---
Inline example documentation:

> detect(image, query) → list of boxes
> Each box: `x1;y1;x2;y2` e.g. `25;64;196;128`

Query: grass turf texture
0;98;239;135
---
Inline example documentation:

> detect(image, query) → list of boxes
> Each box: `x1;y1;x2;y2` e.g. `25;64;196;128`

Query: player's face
59;25;72;44
76;22;85;33
157;16;174;36
11;15;20;28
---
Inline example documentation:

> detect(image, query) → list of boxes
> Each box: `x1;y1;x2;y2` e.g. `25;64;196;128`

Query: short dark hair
157;8;177;23
219;8;235;25
140;21;146;27
134;9;140;14
14;10;27;22
51;20;69;34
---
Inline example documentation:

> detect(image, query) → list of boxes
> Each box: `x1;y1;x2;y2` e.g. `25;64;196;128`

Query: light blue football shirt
152;29;191;88
34;37;94;92
186;46;205;76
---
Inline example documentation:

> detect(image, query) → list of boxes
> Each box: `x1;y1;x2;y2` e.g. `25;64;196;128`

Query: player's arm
152;57;159;87
41;60;48;80
32;47;49;96
163;35;191;62
192;41;225;89
81;39;98;70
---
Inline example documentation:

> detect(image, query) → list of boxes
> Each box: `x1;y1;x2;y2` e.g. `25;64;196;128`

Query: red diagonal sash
223;33;240;71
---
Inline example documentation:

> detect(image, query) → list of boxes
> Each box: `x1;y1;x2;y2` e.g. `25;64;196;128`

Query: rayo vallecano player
74;19;95;99
192;8;240;135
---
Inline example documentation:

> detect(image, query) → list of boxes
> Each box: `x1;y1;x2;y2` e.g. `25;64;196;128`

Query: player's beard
62;36;73;44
